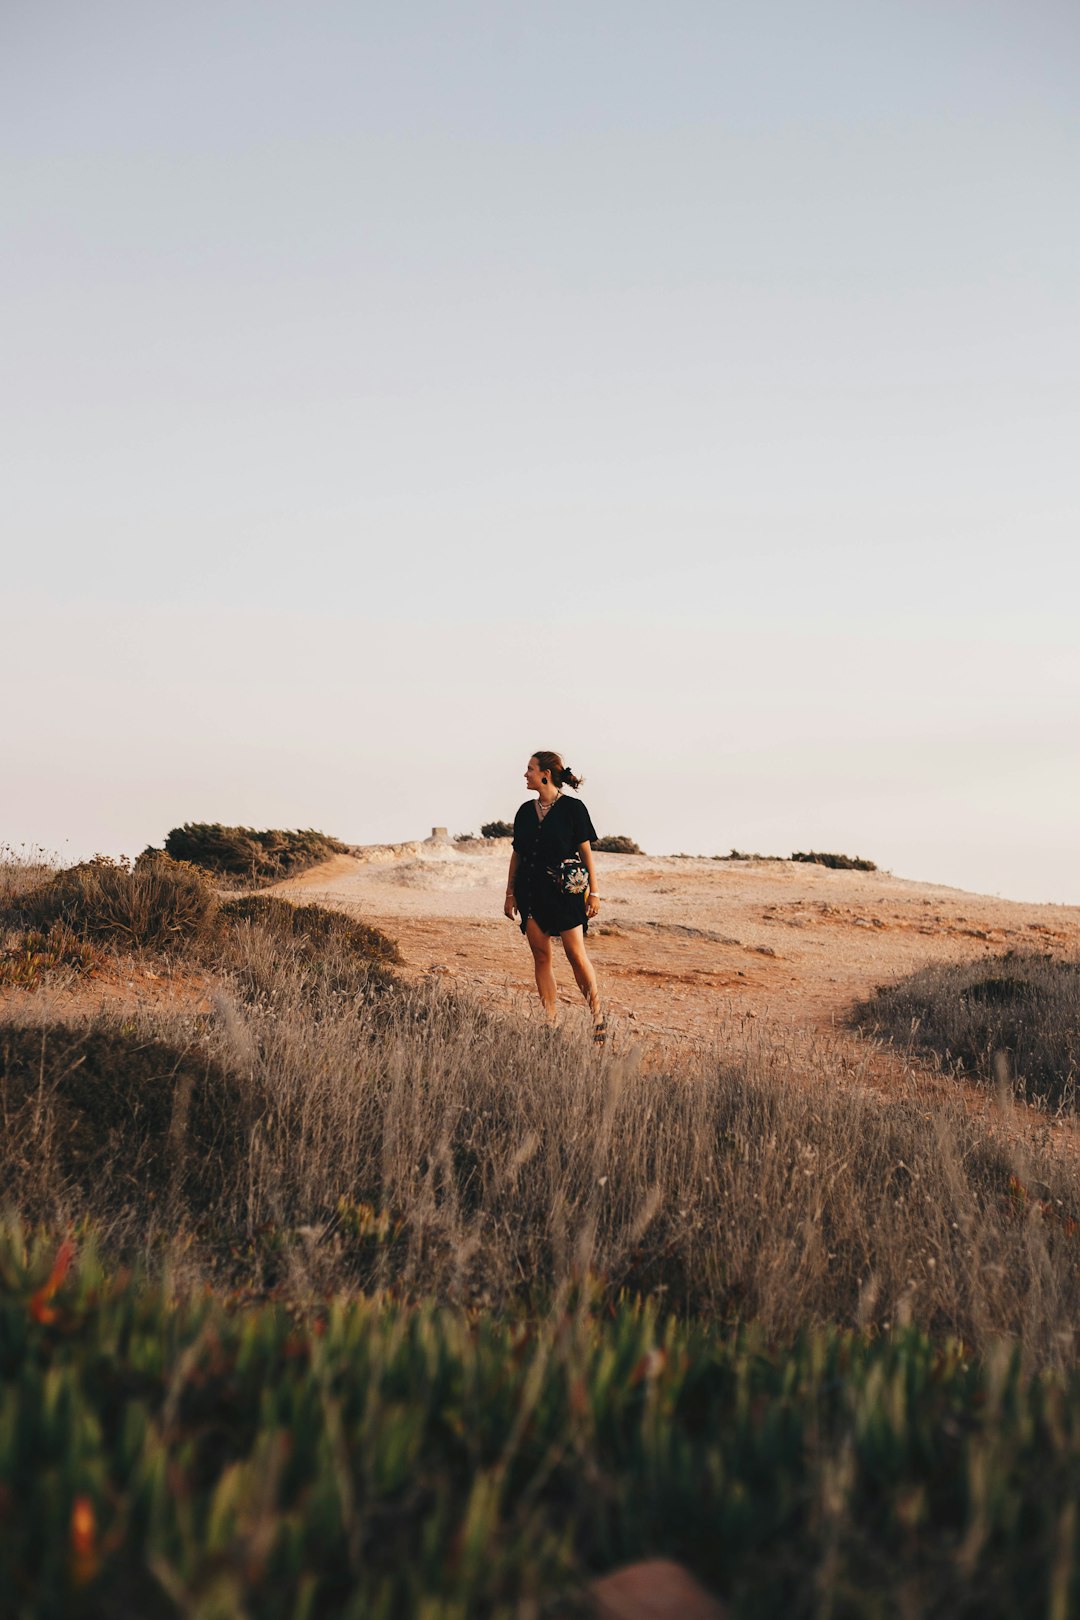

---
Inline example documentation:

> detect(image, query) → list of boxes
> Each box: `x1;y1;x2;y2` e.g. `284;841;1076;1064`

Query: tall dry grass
4;902;1080;1366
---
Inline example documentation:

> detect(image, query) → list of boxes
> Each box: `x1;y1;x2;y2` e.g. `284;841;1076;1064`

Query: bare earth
270;839;1080;1045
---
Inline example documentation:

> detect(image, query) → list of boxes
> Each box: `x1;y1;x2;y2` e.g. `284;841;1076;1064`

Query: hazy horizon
4;2;1078;907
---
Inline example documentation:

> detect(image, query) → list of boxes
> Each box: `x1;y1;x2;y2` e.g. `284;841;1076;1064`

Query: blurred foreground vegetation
6;1227;1080;1620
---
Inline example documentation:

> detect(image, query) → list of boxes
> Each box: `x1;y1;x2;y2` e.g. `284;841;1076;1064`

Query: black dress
512;795;599;937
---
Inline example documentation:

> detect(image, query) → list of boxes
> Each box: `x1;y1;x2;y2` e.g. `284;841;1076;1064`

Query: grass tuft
855;952;1080;1109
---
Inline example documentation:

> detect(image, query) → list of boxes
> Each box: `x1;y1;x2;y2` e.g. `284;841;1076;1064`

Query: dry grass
0;844;60;912
4;912;1080;1365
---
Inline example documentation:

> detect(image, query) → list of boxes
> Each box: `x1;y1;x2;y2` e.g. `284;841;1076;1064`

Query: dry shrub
15;853;219;952
855;953;1080;1109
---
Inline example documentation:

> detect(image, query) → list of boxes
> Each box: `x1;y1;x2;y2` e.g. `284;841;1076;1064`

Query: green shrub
593;835;642;854
791;850;877;871
480;821;514;839
15;854;219;951
854;952;1080;1108
160;823;349;884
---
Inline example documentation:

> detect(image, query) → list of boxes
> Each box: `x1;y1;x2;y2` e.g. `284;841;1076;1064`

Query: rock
588;1560;728;1620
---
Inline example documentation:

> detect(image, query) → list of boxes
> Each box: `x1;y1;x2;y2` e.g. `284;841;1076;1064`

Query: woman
503;751;607;1043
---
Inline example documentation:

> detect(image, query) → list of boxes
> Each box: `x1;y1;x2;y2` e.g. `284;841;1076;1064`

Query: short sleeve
512;802;531;854
572;798;598;845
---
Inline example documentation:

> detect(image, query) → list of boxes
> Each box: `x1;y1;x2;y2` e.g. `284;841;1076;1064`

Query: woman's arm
579;840;601;918
504;849;520;918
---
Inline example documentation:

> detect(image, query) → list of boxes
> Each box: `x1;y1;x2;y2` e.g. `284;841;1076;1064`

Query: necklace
536;792;561;818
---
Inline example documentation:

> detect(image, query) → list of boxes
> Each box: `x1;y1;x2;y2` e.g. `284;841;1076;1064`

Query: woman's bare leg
525;917;558;1021
560;927;602;1020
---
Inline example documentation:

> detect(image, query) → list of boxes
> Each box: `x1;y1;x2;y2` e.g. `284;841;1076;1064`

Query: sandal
592;1017;608;1048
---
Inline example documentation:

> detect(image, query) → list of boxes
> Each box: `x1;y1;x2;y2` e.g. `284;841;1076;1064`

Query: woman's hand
585;894;600;920
504;892;517;919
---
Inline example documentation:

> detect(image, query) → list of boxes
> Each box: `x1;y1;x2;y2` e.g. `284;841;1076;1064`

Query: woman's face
524;757;545;792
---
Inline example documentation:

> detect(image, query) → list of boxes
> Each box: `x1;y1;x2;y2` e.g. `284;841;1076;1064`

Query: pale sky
3;2;1078;903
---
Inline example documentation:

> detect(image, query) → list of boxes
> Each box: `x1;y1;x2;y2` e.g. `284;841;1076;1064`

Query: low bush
480;821;513;839
715;849;785;863
159;823;349;884
854;953;1080;1109
593;835;643;854
12;854;219;952
791;850;877;871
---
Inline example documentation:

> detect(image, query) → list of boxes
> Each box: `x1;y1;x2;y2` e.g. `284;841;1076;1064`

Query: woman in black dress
503;751;606;1042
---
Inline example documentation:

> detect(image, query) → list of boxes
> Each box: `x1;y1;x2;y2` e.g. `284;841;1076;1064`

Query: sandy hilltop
267;833;1080;1045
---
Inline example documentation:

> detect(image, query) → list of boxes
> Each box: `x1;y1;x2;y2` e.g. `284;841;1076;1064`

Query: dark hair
533;750;583;791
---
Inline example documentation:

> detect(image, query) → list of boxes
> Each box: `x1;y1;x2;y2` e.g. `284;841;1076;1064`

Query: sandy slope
269;839;1080;1044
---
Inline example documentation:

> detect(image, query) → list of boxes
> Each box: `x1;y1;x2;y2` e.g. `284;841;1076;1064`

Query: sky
3;1;1078;903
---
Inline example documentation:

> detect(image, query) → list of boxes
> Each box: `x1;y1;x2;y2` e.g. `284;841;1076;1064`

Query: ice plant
28;1238;75;1325
69;1495;99;1586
